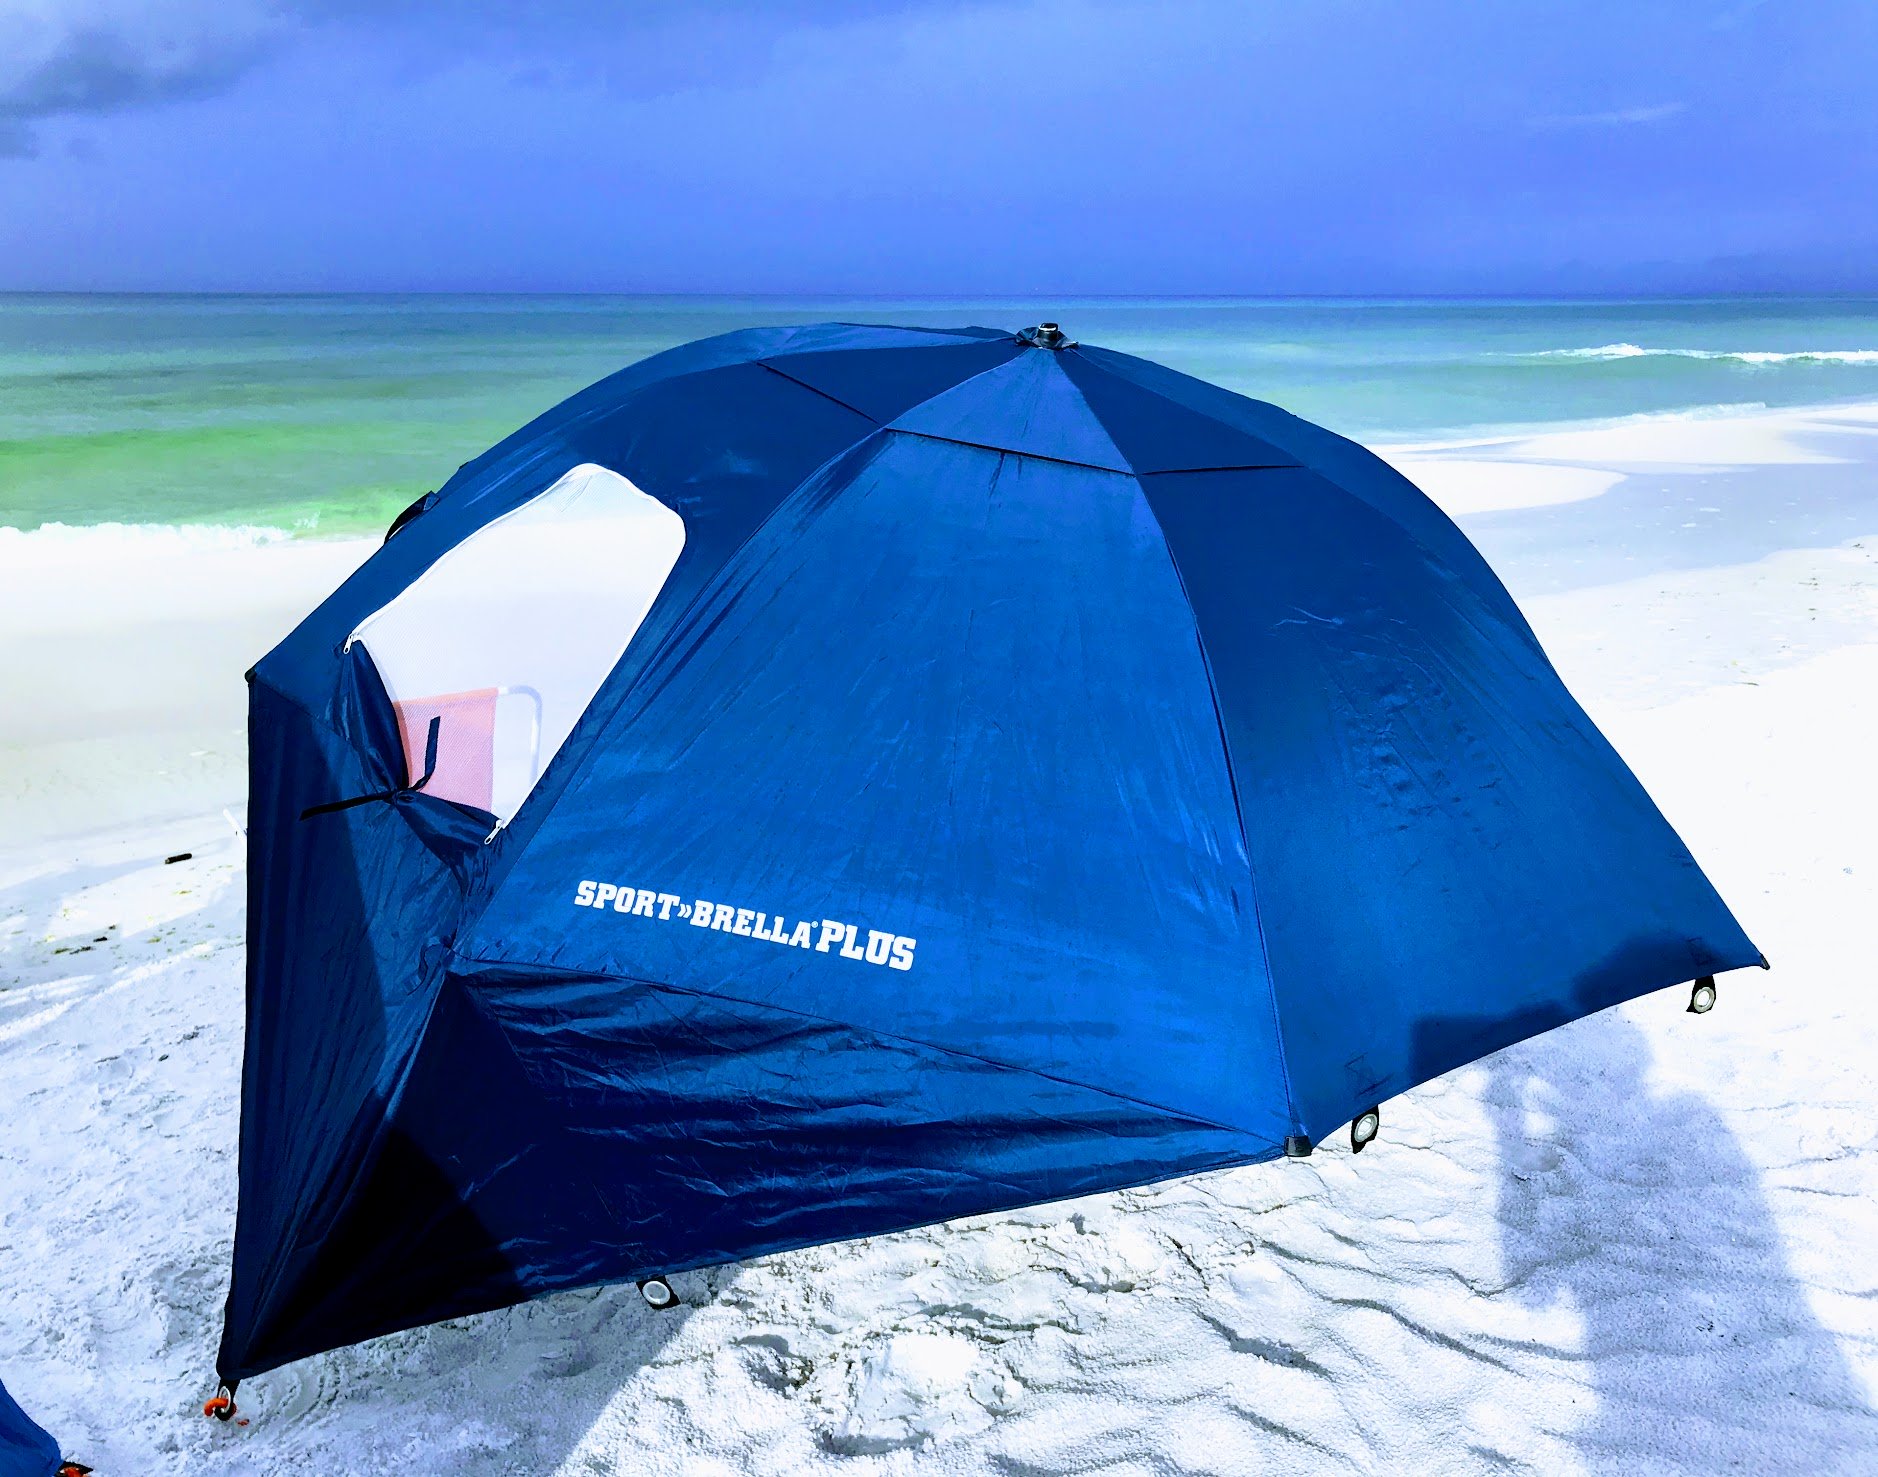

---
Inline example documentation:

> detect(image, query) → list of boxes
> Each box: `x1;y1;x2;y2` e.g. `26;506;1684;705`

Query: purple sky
2;0;1874;294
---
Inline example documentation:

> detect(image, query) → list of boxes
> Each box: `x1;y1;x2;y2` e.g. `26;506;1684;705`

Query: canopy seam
1130;482;1302;1135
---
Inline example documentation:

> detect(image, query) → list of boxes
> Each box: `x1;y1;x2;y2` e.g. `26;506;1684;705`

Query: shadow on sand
1484;1015;1876;1473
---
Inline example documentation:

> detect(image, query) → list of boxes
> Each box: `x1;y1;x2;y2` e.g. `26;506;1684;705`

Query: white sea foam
1585;399;1771;423
1534;343;1878;365
0;520;298;565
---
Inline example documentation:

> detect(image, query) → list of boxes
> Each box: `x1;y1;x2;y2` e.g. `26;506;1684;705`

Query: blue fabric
888;349;1136;470
1137;465;1757;1129
220;323;1761;1383
759;335;1019;421
0;1377;58;1477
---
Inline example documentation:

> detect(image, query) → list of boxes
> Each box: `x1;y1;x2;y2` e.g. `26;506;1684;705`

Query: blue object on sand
0;1376;59;1477
217;322;1761;1383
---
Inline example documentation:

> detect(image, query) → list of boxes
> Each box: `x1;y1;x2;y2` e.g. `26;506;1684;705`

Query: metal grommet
1350;1106;1381;1153
638;1276;678;1310
1688;976;1717;1014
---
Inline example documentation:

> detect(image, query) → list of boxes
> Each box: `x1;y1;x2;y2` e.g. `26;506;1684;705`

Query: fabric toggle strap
300;715;440;820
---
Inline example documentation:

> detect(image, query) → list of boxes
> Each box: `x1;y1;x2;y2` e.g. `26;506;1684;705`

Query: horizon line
4;288;1878;305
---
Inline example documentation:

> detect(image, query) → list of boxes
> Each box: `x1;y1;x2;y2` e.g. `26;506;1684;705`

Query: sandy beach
3;398;1876;1474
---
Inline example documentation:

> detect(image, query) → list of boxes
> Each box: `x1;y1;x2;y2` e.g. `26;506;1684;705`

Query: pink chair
393;686;542;814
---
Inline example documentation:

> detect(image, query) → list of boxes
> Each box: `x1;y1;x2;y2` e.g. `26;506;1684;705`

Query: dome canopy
220;323;1759;1385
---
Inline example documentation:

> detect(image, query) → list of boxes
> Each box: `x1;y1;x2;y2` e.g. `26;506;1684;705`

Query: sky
0;0;1874;295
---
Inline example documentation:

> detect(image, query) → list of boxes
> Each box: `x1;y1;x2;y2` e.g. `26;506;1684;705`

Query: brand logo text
572;879;916;971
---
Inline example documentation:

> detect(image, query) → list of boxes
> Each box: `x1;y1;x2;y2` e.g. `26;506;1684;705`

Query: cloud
1529;101;1687;130
0;0;959;155
0;0;289;153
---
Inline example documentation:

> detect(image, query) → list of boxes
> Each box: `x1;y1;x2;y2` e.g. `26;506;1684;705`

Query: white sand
2;403;1876;1474
1375;457;1624;513
1383;398;1878;514
0;525;374;848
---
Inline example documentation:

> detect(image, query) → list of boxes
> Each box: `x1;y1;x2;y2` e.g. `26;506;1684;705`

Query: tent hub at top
1018;322;1072;349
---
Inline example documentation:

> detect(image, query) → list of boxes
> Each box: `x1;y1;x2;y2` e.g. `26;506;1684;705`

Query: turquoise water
4;294;1877;536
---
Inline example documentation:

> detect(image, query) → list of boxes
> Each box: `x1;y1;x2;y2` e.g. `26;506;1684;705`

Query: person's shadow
1484;1015;1876;1474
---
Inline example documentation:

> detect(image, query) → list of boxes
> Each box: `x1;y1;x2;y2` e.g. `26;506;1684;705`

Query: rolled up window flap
335;640;405;789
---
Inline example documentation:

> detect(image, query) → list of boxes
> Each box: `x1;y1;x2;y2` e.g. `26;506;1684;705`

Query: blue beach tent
216;321;1760;1391
0;1376;61;1477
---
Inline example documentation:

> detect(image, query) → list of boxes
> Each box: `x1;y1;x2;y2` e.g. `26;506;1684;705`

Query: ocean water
4;293;1877;538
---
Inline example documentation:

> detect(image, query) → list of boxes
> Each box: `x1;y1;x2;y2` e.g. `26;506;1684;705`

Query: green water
5;294;1877;536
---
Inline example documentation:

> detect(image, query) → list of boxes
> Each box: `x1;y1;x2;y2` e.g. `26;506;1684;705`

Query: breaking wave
1532;343;1878;365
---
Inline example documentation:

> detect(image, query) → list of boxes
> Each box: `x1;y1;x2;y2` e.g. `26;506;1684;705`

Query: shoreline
5;393;1878;546
1376;394;1878;515
1375;390;1878;454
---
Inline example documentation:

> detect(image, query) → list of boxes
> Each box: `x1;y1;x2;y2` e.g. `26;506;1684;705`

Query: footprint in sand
823;1330;1023;1454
